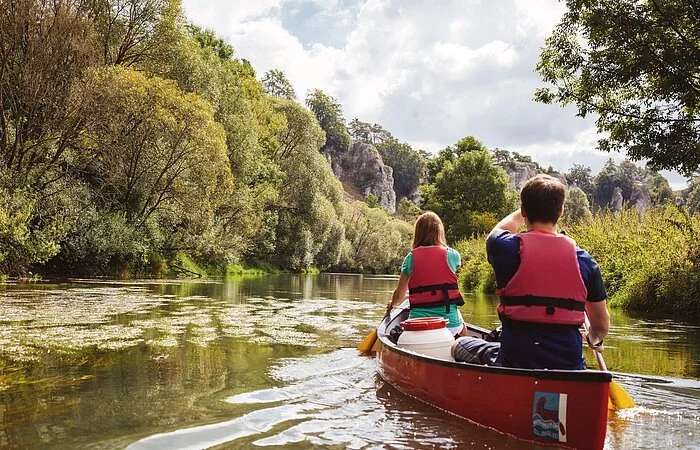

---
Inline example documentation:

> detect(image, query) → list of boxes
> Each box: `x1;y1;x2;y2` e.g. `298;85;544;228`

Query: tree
348;119;393;145
184;24;234;60
305;89;351;153
426;136;488;184
75;66;231;228
146;21;287;262
535;0;700;176
83;0;177;67
343;201;410;271
422;147;512;242
565;164;595;204
645;171;674;205
267;98;347;270
261;69;296;100
396;197;421;223
0;0;99;184
685;177;700;216
564;187;592;223
593;159;673;209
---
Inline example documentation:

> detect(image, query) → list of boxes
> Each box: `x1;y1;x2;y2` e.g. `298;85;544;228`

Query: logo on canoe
532;391;567;443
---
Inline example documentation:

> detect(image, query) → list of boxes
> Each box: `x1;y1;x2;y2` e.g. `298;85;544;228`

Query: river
0;274;698;449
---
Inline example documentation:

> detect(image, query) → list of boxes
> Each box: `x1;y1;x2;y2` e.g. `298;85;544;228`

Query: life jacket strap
499;315;581;331
499;295;585;314
408;283;459;295
409;295;465;314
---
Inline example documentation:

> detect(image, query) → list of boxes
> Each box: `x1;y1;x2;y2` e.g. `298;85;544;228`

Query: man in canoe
452;174;610;370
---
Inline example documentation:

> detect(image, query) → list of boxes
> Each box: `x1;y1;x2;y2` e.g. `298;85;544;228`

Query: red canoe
376;308;611;450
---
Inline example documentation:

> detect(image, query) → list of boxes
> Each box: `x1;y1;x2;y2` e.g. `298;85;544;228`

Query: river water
0;274;698;449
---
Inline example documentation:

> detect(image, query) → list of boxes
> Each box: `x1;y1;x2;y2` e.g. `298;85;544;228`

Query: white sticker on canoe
532;391;567;443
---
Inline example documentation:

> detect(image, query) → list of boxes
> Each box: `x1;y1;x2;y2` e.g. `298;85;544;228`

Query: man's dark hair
520;174;566;224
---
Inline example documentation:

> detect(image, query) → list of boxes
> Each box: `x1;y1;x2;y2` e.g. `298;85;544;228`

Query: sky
181;0;688;189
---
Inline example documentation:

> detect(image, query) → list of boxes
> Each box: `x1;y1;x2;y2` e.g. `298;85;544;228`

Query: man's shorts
453;336;500;365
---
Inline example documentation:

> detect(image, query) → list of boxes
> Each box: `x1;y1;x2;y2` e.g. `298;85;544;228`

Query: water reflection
0;275;698;449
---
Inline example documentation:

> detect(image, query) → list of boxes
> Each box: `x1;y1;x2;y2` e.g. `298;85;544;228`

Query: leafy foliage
422;144;514;242
305;89;351;153
426;136;489;184
592;159;673;209
348;119;393;145
76;66;230;227
565;164;595;204
262;69;297;100
563;187;593;224
536;0;700;176
0;0;99;184
686;177;700;215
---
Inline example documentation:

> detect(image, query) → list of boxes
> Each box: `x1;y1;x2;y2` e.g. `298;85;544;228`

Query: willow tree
75;66;230;227
0;0;99;184
270;98;347;269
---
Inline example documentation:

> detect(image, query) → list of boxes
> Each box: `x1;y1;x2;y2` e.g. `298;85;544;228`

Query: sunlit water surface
0;275;698;449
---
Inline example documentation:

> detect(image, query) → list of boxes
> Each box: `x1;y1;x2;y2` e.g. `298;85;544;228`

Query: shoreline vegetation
456;205;700;318
1;1;699;319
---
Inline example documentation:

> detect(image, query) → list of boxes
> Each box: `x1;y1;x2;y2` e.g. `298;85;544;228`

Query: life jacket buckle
546;305;555;315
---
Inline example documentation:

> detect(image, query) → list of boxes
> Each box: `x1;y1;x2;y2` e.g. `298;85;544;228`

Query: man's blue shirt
486;229;607;370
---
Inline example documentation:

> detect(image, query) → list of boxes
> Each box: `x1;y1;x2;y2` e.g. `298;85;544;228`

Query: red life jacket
496;230;587;326
408;246;464;313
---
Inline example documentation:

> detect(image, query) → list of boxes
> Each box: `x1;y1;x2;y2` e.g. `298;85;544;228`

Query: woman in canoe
387;211;466;336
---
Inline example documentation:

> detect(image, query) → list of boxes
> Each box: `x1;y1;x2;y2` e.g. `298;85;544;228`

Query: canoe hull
376;312;610;449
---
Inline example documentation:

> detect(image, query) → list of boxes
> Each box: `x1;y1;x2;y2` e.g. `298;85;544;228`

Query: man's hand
385;301;394;316
583;330;605;353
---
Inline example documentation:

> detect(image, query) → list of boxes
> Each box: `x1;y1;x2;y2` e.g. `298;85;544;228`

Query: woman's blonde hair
412;211;447;249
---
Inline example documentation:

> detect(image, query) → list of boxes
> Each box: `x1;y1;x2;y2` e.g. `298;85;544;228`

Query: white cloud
181;0;283;30
180;0;688;184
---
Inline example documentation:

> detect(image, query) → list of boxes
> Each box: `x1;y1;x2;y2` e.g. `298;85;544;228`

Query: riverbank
455;204;700;318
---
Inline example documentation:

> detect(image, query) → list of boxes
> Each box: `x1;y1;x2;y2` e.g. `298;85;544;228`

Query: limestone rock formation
324;141;396;213
630;187;652;212
609;187;624;212
499;161;568;191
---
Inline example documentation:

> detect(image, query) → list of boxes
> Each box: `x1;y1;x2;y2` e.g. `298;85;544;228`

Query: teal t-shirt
402;246;462;328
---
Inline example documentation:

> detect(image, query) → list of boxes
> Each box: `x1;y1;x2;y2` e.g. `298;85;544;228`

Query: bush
453;205;700;317
54;210;149;277
0;188;61;276
567;205;700;316
454;237;495;293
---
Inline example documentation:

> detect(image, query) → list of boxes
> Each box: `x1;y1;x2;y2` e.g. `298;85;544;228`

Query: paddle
357;328;379;354
358;302;402;354
584;316;635;410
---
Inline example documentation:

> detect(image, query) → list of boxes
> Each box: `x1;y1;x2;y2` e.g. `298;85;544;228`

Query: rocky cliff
498;160;567;190
324;141;396;213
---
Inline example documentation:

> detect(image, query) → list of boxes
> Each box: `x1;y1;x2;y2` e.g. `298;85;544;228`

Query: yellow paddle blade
370;336;381;353
357;330;378;354
609;380;635;410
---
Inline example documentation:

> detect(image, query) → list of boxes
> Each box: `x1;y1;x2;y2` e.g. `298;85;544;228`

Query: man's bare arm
585;300;610;352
